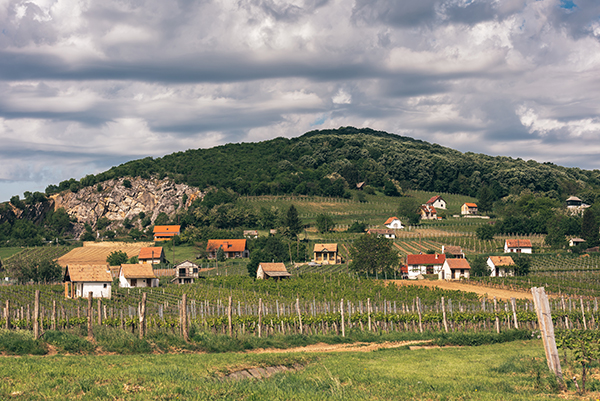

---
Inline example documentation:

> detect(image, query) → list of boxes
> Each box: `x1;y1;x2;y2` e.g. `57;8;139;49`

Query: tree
128;256;139;264
216;246;226;262
107;250;129;266
316;214;334;233
346;221;367;233
581;208;599;247
477;186;495;213
470;256;490;277
512;254;531;276
38;259;62;283
397;197;421;225
283;205;302;239
383;180;400;197
349;234;399;275
476;224;496;240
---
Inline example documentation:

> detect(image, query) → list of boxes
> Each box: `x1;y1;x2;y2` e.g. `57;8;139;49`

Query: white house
569;238;586;247
366;229;396;239
384;216;404;229
426;195;447;210
64;264;112;299
406;254;446;279
487;256;515;277
438;258;471;280
504;239;532;254
119;264;159;288
257;262;292;280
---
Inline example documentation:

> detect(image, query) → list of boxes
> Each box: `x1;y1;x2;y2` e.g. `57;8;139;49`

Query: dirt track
390;279;534;301
246;340;430;354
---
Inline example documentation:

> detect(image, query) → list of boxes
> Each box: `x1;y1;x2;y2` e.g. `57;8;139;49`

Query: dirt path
389;279;534;301
246;340;429;354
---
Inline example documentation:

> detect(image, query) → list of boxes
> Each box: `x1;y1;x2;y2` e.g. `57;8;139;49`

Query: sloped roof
426;195;443;204
443;246;463;255
139;247;164;260
445;259;471;270
505;239;532;248
406;254;445;266
259;263;291;277
464;203;478;208
207;239;247;253
119;264;157;279
153;225;181;234
566;196;582;202
174;260;199;268
314;243;338;253
384;216;400;225
488;256;515;267
420;205;437;214
367;229;395;235
65;265;112;282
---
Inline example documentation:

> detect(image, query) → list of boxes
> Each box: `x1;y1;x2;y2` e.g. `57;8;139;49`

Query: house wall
386;220;404;229
76;282;111;298
439;262;469;279
432;199;446;209
314;251;337;264
257;266;265;279
408;264;443;279
504;245;532;254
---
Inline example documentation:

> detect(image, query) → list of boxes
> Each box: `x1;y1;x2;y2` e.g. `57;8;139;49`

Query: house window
103;284;107;288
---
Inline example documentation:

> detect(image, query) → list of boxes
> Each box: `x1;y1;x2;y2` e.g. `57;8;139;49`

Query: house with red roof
207;239;249;259
425;195;446;210
504;239;532;254
153;225;181;241
461;203;478;215
138;247;165;264
406;254;446;279
439;258;471;280
419;205;438;220
384;217;404;229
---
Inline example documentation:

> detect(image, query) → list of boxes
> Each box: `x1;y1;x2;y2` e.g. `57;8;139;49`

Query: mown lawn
0;340;574;400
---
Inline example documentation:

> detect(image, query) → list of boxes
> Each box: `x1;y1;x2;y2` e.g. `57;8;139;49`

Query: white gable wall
76;282;111;299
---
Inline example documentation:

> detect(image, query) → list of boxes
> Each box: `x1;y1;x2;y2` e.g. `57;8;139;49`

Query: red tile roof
505;239;532;248
426;195;443;204
139;247;163;260
384;217;400;225
406;254;446;266
207;239;247;253
464;203;478;208
445;259;471;270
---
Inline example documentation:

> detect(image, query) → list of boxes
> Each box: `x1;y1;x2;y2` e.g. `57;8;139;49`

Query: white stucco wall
76;282;111;298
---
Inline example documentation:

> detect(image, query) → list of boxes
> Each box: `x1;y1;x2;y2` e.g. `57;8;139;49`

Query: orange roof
207;239;247;253
464;203;478;208
488;256;515;266
65;265;112;282
426;195;443;204
406;254;445;266
139;247;164;260
119;264;157;279
153;225;181;234
314;243;338;253
445;259;471;270
420;205;437;214
384;216;400;225
505;239;532;248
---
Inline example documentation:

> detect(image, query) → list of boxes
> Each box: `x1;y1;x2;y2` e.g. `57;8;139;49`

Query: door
131;278;137;287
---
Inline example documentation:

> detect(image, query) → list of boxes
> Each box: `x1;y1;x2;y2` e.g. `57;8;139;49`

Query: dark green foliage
154;212;170;226
216;247;226;262
349;234;399;275
581;208;599;247
433;329;533;347
397;197;421;225
37;259;62;283
476;224;496;240
123;179;132;188
128;256;139;264
316;213;334;233
96;217;111;231
46;208;72;235
0;330;46;355
10;195;24;209
383;180;400;197
512;254;531;276
43;330;95;354
470;255;490;277
107;250;129;266
283;205;302;239
477;185;495;213
346;221;367;233
81;224;95;241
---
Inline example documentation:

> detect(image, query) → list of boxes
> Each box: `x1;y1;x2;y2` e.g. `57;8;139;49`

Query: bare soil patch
390;279;534;301
246;340;430;355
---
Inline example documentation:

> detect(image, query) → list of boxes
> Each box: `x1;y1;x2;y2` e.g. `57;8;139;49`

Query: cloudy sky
1;0;600;202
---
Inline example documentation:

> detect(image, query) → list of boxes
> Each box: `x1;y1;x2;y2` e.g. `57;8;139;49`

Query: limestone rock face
51;177;204;228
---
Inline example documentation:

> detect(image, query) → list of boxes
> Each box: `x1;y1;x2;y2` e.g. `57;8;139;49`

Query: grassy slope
0;340;567;400
0;247;24;260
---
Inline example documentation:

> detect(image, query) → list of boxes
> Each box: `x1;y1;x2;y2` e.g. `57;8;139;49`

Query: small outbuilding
366;229;396;239
442;245;465;258
439;259;471;280
256;263;292;280
569;238;586;247
138;247;165;264
64;264;112;299
487;256;515;277
207;239;249;259
153;225;181;241
384;217;404;229
119;264;159;288
313;243;341;265
504;239;532;254
461;203;478;215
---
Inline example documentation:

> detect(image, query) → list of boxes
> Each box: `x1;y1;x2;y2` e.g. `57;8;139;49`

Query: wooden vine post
510;297;518;329
340;298;345;337
228;296;233;337
51;300;57;331
139;292;147;339
87;292;94;340
258;298;263;338
367;298;372;332
441;297;448;333
417;297;423;333
493;297;500;334
579;297;587;330
296;298;303;335
97;299;102;326
531;287;563;385
33;290;40;340
181;293;189;342
5;300;9;330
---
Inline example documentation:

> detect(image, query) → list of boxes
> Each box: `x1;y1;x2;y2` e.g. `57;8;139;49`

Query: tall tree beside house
477;185;494;213
512;254;531;276
349;234;399;276
106;250;129;266
470;255;490;277
283;205;302;239
581;208;599;247
316;214;334;233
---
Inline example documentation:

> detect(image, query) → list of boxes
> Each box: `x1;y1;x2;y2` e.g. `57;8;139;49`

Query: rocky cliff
51;177;204;228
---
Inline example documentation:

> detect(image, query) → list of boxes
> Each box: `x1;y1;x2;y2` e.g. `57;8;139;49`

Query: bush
0;330;46;355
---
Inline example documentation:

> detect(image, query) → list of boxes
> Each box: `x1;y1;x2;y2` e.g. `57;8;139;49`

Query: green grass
0;247;24;260
0;340;568;400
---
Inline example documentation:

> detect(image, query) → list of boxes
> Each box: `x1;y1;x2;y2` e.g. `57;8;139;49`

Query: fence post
367;298;372;332
493;296;500;334
87;292;94;340
5;300;9;330
258;298;262;338
181;293;189;342
228;296;232;337
51;300;57;331
510;297;518;329
417;297;423;333
580;297;587;330
340;298;345;337
296;298;303;335
33;290;40;339
97;299;102;326
531;287;563;386
441;297;448;333
139;292;147;339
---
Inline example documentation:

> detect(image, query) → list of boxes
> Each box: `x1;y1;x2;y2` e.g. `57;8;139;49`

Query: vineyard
2;246;73;275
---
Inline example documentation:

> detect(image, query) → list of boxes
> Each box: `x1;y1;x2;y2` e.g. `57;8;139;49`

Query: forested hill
45;126;599;201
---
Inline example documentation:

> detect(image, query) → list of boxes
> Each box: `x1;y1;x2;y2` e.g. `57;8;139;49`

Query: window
103;284;107;288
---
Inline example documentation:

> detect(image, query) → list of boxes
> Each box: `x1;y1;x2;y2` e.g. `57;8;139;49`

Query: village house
419;205;438;220
384;217;404;229
366;228;396;239
439;258;471;280
487;256;515;277
153;225;181;242
206;239;249;259
64;264;112;299
173;260;199;284
461;203;478;215
569;238;586;247
504;239;532;254
118;264;159;288
406;254;446;279
425;195;447;210
138;247;165;264
243;230;259;239
356;182;365;190
566;196;590;215
256;262;292;280
313;243;341;265
441;245;465;258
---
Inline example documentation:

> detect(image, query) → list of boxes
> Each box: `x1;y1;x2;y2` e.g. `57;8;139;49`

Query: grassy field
0;339;576;400
0;247;25;260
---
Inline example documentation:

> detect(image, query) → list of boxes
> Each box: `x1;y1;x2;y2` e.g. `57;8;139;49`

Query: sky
1;0;600;202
